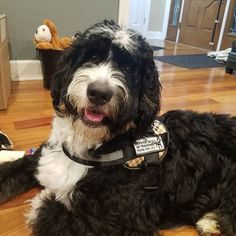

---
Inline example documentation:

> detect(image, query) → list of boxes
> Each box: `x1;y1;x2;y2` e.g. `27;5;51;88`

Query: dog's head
51;20;161;140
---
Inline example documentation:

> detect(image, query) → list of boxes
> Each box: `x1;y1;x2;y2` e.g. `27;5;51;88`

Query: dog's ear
50;38;82;115
135;45;161;136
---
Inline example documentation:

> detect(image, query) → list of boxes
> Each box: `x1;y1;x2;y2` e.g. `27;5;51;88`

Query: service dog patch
133;136;165;156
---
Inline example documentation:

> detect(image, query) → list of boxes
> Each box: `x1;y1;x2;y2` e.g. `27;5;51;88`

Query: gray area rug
154;54;225;69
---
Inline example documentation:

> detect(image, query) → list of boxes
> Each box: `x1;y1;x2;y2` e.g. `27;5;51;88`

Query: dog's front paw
25;189;53;227
196;212;222;236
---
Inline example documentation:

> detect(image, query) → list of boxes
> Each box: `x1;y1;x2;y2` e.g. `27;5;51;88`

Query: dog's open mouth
81;108;107;127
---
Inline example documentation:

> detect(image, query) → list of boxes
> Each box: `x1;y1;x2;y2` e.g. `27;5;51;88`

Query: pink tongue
84;109;105;123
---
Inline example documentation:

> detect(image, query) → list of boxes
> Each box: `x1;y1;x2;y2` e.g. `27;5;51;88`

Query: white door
128;0;151;37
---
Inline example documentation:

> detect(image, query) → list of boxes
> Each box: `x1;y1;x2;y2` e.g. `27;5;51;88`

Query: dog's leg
196;172;236;236
27;190;156;236
196;212;221;236
28;191;96;236
215;181;236;236
196;210;236;236
0;153;40;204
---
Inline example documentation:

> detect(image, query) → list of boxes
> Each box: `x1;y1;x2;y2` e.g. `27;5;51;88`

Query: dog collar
62;119;169;168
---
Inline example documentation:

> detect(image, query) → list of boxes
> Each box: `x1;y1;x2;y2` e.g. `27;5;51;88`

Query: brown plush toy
34;19;72;50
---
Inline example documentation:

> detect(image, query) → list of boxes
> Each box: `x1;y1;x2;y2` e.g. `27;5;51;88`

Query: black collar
62;119;169;168
62;143;129;167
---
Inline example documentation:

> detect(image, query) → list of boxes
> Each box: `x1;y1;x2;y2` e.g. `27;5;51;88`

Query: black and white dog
1;20;236;236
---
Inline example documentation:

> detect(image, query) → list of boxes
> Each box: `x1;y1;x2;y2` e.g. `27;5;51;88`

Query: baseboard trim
11;75;43;81
10;60;43;81
147;31;166;40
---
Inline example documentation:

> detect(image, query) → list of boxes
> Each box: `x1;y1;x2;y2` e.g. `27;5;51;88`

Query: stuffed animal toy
34;19;72;50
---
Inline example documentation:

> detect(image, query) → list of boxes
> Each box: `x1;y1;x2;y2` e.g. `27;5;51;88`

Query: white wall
118;0;131;28
148;0;166;32
147;0;171;40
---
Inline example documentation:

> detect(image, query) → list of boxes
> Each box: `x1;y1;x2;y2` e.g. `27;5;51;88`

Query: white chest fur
36;148;87;195
35;116;90;203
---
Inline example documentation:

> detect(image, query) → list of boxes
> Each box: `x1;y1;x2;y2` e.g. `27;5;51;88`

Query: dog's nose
87;83;114;106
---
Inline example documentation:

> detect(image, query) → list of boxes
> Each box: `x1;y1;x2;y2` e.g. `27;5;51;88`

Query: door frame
217;0;233;50
118;0;171;40
128;0;152;37
176;0;185;42
118;0;131;28
166;0;184;42
147;0;171;40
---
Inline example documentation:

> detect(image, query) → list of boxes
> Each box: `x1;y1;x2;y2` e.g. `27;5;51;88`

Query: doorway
166;0;227;50
166;0;183;41
126;0;171;40
128;0;151;37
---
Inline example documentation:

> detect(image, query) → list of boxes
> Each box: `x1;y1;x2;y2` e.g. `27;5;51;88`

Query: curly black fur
30;110;236;236
0;21;236;236
0;147;41;204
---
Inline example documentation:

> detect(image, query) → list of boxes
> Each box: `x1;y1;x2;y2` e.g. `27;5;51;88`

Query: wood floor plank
14;117;52;130
0;204;32;236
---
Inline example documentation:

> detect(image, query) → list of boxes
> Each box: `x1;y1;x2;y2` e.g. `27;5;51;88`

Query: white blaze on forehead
113;30;137;52
86;25;115;38
85;24;137;53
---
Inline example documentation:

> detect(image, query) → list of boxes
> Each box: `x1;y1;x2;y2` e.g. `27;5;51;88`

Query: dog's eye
90;55;99;63
83;62;95;68
123;65;131;73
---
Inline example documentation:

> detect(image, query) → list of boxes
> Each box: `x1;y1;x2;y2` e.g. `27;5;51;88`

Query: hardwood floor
0;41;236;236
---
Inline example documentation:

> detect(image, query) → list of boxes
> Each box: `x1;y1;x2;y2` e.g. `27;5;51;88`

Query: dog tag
133;136;165;156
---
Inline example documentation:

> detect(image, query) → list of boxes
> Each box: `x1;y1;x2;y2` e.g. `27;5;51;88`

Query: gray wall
148;0;166;32
0;0;119;60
